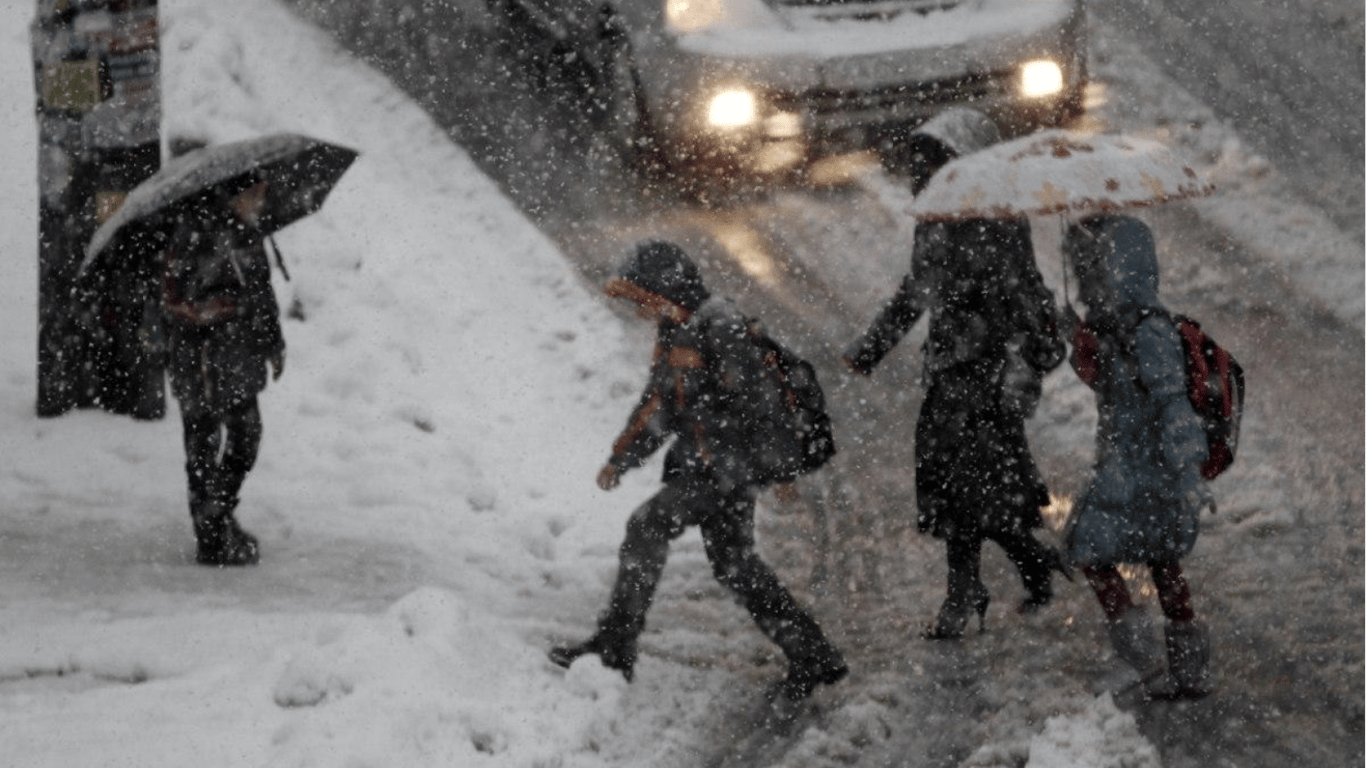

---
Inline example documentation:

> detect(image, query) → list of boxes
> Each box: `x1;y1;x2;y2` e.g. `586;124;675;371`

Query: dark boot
925;537;990;640
548;630;637;681
1017;545;1074;614
193;499;259;567
924;582;990;640
1106;606;1167;688
775;648;848;702
1160;619;1213;700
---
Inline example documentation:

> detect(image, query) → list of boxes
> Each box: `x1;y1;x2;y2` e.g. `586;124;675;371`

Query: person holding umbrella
82;133;358;566
844;108;1070;639
161;170;285;566
896;126;1219;689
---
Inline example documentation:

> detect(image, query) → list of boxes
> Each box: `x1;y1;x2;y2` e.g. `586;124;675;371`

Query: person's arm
843;274;926;375
843;225;943;375
599;348;673;489
1136;317;1208;471
234;234;286;365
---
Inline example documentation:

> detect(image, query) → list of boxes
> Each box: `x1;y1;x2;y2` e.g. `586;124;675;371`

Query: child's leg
1151;560;1211;696
1083;563;1134;621
1150;560;1196;622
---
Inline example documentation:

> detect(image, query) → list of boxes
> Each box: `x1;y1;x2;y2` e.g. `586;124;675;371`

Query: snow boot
548;631;637;682
1106;606;1167;688
1018;545;1074;614
1159;619;1213;700
774;650;848;703
193;499;260;567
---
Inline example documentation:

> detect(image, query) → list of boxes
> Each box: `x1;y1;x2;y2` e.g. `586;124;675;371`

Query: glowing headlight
667;0;725;33
1020;60;1064;98
707;89;758;129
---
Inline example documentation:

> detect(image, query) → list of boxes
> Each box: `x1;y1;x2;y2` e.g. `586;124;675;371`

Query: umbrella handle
1058;216;1075;313
267;235;290;281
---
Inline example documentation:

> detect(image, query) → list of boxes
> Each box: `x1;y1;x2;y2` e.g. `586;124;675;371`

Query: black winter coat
608;297;785;493
846;218;1064;540
163;209;285;412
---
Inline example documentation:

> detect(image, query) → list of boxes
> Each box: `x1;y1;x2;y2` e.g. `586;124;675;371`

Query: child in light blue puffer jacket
1062;214;1215;700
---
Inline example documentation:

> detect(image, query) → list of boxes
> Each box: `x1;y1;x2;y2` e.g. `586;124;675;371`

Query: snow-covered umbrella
907;129;1215;222
80;132;358;276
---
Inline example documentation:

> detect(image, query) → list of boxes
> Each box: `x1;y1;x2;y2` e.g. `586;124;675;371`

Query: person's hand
270;349;285;380
597;463;622;491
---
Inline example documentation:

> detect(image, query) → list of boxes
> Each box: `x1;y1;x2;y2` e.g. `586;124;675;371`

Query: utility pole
30;0;164;419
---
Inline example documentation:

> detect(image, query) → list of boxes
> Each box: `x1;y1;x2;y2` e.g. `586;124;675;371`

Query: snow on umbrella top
81;132;358;275
907;130;1215;222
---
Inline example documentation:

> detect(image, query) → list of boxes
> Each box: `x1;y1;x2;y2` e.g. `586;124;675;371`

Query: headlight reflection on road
712;221;777;285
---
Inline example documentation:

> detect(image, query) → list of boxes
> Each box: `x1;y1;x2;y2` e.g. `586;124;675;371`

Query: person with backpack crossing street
548;240;847;703
1060;213;1222;700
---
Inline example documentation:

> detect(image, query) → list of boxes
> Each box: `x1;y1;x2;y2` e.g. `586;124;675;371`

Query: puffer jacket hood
1066;214;1161;316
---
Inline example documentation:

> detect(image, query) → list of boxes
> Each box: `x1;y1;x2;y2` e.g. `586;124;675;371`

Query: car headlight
666;0;725;33
707;89;758;129
1020;60;1064;98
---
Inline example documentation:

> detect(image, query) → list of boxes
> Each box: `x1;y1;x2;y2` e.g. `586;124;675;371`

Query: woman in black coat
847;215;1068;638
844;109;1068;639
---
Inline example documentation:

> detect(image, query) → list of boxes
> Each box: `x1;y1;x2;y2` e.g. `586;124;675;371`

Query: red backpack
1072;309;1244;480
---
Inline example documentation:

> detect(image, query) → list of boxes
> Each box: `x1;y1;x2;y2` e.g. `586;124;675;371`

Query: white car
490;0;1087;176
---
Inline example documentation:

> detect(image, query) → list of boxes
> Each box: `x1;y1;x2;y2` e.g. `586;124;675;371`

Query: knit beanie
607;240;710;312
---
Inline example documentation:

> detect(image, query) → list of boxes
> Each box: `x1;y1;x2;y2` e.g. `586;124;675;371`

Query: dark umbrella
81;132;358;275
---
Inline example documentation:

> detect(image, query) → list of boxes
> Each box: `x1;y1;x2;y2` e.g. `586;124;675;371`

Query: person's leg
179;398;220;515
1151;560;1211;698
179;397;237;564
1085;563;1165;683
216;397;263;509
186;397;260;566
925;534;989;639
991;526;1066;612
550;481;693;680
698;484;845;700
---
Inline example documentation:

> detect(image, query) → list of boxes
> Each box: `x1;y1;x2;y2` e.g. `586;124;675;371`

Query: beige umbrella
907;129;1215;222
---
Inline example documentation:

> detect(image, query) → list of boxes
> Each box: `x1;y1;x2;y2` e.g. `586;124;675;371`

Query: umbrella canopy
908;130;1215;222
82;132;358;274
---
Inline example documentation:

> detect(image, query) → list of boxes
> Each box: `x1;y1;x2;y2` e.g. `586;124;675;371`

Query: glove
597;463;622;491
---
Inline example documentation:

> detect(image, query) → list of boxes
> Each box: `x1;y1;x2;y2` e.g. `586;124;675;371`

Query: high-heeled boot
192;497;259;567
923;582;990;640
